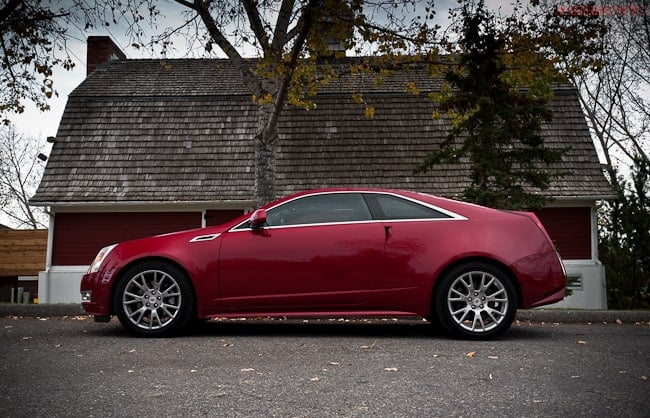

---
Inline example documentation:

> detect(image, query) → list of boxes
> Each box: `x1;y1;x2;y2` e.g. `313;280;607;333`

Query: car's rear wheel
113;260;195;337
435;262;517;340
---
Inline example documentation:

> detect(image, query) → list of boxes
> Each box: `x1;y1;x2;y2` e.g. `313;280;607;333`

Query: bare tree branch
242;0;271;52
192;0;264;97
271;0;296;55
0;125;47;228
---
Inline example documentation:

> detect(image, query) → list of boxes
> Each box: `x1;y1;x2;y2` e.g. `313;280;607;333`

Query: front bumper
80;270;113;316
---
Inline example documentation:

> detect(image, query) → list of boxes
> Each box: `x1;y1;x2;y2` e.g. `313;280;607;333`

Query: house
31;36;615;307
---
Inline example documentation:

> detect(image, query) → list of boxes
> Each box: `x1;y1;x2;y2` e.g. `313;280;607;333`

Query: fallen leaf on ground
466;351;476;358
576;340;587;345
310;376;320;382
240;368;255;372
360;340;377;349
384;367;398;372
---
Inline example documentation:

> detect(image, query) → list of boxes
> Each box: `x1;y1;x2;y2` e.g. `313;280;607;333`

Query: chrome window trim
230;191;467;232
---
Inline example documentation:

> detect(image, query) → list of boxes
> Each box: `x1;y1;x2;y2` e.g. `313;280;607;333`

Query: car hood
110;225;229;257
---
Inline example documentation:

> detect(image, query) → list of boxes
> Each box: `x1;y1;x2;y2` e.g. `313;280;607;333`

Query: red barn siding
534;207;592;260
205;209;244;226
53;212;201;265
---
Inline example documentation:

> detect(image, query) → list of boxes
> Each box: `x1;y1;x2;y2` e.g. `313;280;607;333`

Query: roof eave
30;199;254;209
551;194;618;201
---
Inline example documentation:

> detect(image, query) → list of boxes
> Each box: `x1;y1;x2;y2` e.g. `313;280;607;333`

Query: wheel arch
431;256;523;311
109;256;199;317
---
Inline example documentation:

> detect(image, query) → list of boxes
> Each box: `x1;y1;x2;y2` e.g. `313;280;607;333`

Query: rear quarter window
363;193;452;220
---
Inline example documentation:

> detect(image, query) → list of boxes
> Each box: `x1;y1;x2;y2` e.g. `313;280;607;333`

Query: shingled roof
31;58;614;205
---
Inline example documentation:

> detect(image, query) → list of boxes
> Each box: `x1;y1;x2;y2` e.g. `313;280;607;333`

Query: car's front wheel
435;262;517;340
113;260;195;337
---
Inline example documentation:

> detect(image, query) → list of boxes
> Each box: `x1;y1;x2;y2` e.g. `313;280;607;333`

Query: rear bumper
528;287;566;308
512;250;567;308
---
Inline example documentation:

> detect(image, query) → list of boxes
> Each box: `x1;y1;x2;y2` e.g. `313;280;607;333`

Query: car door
362;192;463;312
217;192;385;311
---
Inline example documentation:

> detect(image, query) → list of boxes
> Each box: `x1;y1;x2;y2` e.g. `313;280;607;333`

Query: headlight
88;244;118;273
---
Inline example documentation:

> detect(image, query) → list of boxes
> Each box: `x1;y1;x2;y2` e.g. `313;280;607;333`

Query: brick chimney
86;36;126;76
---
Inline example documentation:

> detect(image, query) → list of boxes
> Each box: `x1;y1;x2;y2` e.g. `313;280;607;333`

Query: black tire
113;260;195;337
434;262;517;340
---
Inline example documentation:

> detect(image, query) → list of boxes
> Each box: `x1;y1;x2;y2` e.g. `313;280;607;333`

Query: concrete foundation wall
38;261;609;309
548;261;607;309
38;266;87;304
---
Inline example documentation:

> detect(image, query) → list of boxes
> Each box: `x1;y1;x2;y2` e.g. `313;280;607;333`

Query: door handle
384;225;392;240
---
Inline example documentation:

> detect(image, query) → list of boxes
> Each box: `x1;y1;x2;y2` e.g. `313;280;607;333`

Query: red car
81;188;566;339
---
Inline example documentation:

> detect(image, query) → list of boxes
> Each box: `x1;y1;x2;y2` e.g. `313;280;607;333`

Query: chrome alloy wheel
446;270;509;333
122;269;182;330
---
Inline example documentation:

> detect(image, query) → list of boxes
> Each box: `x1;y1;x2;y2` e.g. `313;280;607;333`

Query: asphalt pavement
1;311;648;417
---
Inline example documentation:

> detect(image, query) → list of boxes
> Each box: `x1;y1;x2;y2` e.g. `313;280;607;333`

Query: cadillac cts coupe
81;188;566;339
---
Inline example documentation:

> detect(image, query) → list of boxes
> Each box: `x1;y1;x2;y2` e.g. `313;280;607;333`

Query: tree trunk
253;104;277;208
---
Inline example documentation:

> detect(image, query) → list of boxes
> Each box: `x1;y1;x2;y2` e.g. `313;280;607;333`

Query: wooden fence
0;229;48;277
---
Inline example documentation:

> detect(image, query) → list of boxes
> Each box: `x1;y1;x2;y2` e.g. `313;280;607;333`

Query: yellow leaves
252;93;274;105
576;340;587;345
450;109;471;129
465;351;476;358
351;92;376;119
404;81;420;96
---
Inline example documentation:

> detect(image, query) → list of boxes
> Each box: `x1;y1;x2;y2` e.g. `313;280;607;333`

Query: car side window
266;193;372;226
363;193;451;220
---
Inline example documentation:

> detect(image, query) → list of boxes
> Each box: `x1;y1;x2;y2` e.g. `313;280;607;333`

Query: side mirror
249;209;267;229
